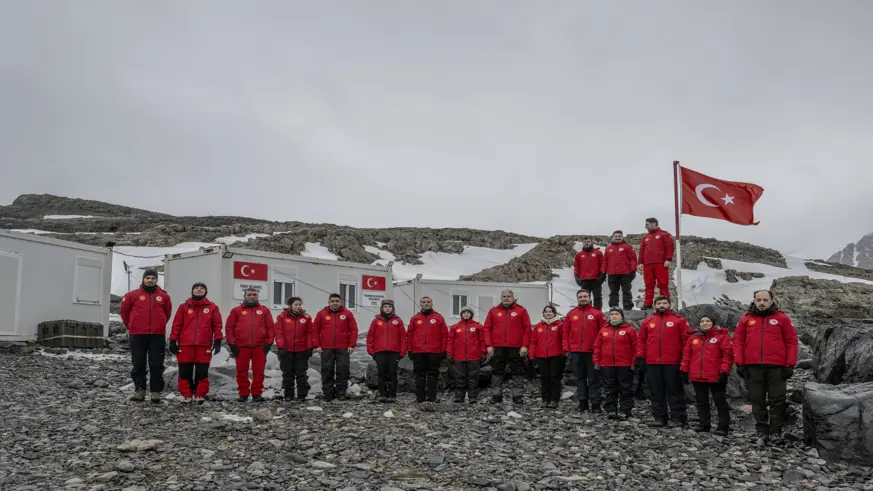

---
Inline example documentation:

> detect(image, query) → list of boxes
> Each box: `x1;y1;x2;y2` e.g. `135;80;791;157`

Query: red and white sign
233;261;268;281
362;275;386;291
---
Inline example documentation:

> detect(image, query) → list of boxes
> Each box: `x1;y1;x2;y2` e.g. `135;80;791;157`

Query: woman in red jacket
529;305;566;409
169;282;223;404
594;308;638;420
366;299;407;403
680;315;733;435
447;306;486;403
275;297;315;402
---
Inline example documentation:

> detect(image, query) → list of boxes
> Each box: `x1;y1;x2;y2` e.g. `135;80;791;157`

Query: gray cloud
1;1;871;258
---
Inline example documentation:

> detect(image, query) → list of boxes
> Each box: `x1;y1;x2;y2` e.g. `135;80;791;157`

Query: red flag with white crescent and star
680;166;764;225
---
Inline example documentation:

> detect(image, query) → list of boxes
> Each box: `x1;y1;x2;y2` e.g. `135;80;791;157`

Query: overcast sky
1;1;871;259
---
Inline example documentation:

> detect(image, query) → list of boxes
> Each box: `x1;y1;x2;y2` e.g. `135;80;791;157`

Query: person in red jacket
563;289;608;413
733;290;798;444
637;218;675;309
447;306;486;403
680;315;733;435
573;238;606;310
313;293;359;402
593;308;638;420
483;289;532;404
529;305;566;409
169;282;223;404
275;296;315;402
120;268;173;403
224;288;275;402
407;296;448;403
366;299;406;403
602;231;637;311
638;296;691;427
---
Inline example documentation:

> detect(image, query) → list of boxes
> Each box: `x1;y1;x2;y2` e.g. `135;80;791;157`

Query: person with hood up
121;268;173;403
733;290;798;445
366;299;407;403
275;297;315;402
407;297;449;403
529;305;566;409
593;308;638;420
313;293;359;402
573;238;606;310
168;282;223;404
225;288;275;402
680;315;733;435
563;289;608;413
483;289;532;404
447;306;486;403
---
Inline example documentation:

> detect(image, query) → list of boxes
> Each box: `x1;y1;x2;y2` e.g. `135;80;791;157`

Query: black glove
480;355;488;363
593;364;601;371
718;372;729;385
212;340;222;355
441;352;447;360
228;344;240;357
168;340;179;355
597;273;606;284
447;356;454;364
781;366;794;380
737;366;749;380
574;275;582;286
629;271;636;281
680;372;689;385
263;344;272;354
634;357;645;370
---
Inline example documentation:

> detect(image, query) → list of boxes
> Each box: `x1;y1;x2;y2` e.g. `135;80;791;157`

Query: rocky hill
829;232;873;270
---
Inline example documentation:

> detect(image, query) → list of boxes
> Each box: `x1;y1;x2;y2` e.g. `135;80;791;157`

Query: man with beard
563;289;607;412
602;231;637;311
638;296;691;427
225;288;275;402
121;269;172;403
483;289;532;404
407;297;448;403
313;293;358;401
573;238;606;310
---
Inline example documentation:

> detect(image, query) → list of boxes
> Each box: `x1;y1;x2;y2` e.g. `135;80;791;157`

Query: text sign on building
233;261;268;281
233;281;266;300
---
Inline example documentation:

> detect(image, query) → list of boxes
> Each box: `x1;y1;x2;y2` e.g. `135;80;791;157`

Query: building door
0;251;23;337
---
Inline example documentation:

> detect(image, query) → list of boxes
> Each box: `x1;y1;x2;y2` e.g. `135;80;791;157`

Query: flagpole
673;160;683;310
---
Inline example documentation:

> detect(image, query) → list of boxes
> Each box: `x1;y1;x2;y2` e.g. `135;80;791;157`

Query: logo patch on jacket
325;315;331;320
496;312;503;317
648;323;655;328
619;330;626;336
769;319;778;325
187;309;194;314
340;315;346;320
456;328;462;333
551;326;558;331
430;319;436;324
256;310;263;315
417;320;423;324
377;321;383;326
572;316;579;320
203;308;209;313
510;312;517;317
748;320;756;325
692;339;700;345
392;320;399;325
666;322;674;327
537;327;543;332
285;319;292;323
602;332;609;337
156;296;163;302
710;338;718;343
470;327;476;332
241;311;249;316
300;319;306;323
139;295;146;301
588;315;595;320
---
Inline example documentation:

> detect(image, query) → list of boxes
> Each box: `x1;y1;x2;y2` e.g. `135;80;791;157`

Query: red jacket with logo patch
407;311;448;353
366;314;407;356
574;247;604;281
224;303;275;347
733;308;798;367
638;311;691;365
602;242;638;275
313;306;358;349
120;287;173;335
593;322;638;367
483;303;532;348
563;305;607;353
447;319;486;362
275;309;315;352
680;328;734;383
529;319;565;359
169;298;223;346
638;228;675;264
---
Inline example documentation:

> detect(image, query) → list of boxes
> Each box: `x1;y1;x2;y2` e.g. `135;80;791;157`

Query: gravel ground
1;350;872;491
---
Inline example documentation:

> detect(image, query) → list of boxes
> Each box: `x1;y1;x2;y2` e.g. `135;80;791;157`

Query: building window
476;295;494;313
340;281;357;310
452;294;468;317
273;281;295;309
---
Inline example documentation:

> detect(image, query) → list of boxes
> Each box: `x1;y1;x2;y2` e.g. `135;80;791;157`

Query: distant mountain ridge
829;232;873;270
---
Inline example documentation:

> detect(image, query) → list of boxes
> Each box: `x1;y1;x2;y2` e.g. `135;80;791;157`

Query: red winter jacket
484;303;532;348
574;247;604;281
602;242;638;275
120;287;172;335
563;305;607;353
529;319;565;359
275;309;315;352
169;298;223;346
638;228;675;264
638;311;691;365
593;322;638;367
733;306;798;367
313;306;358;349
407;311;448;353
680;328;734;383
366;314;407;356
447;319;486;362
225;303;275;347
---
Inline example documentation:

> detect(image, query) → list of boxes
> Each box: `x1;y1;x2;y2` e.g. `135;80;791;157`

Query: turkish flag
680;167;764;225
233;261;268;281
362;274;386;291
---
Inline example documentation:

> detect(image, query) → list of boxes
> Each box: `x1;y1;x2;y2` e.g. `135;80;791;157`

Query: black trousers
646;364;687;421
491;346;526;399
746;366;788;433
535;356;566;402
320;349;350;398
279;349;312;399
454;360;481;400
373;351;400;398
607;274;635;310
579;279;604;310
570;352;601;405
129;334;166;392
601;366;634;413
692;381;729;431
409;352;443;402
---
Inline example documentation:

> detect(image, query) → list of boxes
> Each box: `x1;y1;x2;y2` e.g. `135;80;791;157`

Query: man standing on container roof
573;238;606;310
483;289;532;405
313;293;359;402
407;296;449;403
120;268;173;403
637;218;675;310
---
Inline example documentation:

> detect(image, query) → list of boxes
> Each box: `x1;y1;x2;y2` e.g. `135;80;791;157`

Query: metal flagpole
673;161;683;310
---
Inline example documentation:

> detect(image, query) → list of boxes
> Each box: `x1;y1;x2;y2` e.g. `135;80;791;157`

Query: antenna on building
123;261;132;292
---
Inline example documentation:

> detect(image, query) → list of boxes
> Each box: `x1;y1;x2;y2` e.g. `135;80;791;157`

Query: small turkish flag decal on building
233;261;268;281
362;275;386;291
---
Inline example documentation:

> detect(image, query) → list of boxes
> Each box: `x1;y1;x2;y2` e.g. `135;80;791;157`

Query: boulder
678;298;745;334
811;321;873;384
772;276;873;345
803;381;873;465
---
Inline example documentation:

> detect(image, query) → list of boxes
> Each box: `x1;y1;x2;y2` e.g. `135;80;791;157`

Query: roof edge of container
0;229;112;255
167;245;392;273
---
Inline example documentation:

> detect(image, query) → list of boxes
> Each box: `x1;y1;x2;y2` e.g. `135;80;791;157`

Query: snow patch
36;350;128;362
371;243;539;281
43;215;97;219
213;233;270;245
10;229;62;235
221;414;253;423
301;242;340;261
109;313;122;323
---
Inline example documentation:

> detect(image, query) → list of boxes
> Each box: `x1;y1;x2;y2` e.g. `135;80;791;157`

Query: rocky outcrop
679;237;787;269
811;322;873;385
724;269;766;283
805;260;873;281
829;232;873;270
803;381;873;465
678;296;746;333
702;258;723;269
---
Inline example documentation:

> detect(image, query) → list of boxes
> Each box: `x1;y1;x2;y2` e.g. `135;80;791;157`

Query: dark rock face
805;260;873;281
703;258;723;269
724;269;766;283
678;297;746;333
803;381;873;465
829;232;873;270
811;322;873;384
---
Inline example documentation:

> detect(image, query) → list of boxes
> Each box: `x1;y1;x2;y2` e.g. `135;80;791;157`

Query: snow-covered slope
365;243;539;280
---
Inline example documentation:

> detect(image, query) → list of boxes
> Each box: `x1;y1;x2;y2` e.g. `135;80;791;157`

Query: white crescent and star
694;184;734;208
366;277;376;288
241;265;252;277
